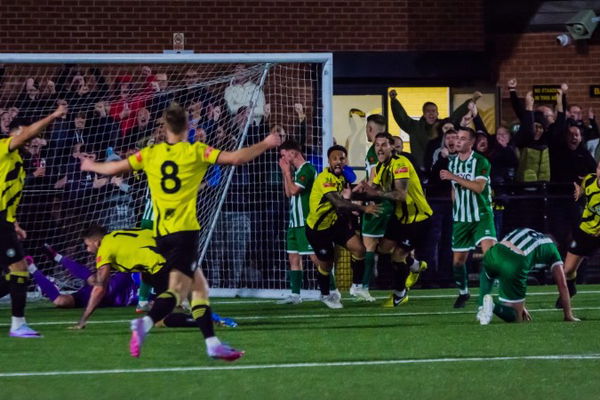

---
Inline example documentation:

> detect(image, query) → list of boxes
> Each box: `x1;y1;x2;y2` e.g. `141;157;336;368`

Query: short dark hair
327;144;347;158
8;118;29;133
163;102;187;134
374;131;394;145
422;102;438;112
279;139;302;153
458;126;476;140
366;114;386;126
81;224;107;240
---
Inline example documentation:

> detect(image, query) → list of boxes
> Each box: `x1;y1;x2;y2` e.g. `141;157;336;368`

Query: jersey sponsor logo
395;167;408;174
135;152;142;162
204;146;215;159
96;255;102;263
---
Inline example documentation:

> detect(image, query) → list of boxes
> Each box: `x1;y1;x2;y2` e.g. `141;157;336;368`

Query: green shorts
361;200;395;237
481;244;528;303
452;214;496;252
286;226;314;255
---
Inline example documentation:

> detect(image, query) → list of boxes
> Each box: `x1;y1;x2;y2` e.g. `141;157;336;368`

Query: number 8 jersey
128;141;221;236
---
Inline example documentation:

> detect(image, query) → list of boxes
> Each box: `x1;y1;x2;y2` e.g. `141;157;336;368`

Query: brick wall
494;32;600;111
0;0;483;53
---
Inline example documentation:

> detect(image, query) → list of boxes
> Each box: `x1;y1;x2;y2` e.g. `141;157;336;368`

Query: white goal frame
0;52;333;299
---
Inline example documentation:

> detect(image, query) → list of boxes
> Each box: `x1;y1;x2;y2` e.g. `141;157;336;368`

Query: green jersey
448;151;493;222
365;144;377;180
502;228;563;273
289;162;317;228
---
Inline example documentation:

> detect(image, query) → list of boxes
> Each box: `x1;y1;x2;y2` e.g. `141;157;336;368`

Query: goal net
0;53;332;298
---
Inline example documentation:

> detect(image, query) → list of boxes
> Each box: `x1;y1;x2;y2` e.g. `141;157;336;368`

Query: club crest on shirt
394;166;408;174
135;152;142;162
204;146;215;159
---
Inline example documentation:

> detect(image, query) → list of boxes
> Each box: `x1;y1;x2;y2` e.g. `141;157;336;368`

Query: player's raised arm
80;157;132;176
9;104;67;150
216;125;282;166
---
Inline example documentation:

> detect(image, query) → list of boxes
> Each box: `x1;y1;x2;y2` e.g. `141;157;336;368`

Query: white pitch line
212;290;600;304
1;353;599;378
1;306;599;327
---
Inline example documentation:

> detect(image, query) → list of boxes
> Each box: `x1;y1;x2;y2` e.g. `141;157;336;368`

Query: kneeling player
305;145;380;309
477;228;578;324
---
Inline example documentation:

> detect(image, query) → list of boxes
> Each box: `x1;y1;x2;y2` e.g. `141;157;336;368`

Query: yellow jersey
0;137;25;223
373;154;432;224
579;173;600;236
95;229;165;274
128;141;221;236
306;168;347;231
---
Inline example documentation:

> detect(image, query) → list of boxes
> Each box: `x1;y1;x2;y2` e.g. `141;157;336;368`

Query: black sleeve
509;90;524;122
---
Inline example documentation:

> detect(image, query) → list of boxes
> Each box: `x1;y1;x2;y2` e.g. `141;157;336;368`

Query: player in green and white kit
277;139;321;304
440;127;497;308
477;228;578;324
355;114;388;301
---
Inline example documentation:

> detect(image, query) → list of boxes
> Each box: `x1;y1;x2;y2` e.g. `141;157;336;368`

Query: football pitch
2;286;600;400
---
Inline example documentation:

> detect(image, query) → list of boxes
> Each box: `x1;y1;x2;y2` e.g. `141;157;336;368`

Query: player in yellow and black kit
305;145;380;309
0;104;66;338
355;132;433;307
81;102;281;361
556;163;600;307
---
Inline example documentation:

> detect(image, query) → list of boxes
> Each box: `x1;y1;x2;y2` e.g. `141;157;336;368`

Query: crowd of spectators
389;79;599;287
0;63;312;288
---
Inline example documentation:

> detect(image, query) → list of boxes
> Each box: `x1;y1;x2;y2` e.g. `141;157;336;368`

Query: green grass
2;286;600;400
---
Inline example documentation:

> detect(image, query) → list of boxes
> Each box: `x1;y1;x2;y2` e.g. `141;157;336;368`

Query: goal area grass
2;286;600;400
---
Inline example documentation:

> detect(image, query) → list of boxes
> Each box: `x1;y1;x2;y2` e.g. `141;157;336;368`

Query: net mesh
0;60;326;293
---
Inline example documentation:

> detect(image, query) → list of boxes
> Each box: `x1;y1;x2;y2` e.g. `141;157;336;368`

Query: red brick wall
0;0;483;52
494;32;600;111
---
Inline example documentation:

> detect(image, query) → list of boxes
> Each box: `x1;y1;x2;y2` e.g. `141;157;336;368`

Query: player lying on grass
477;228;578;324
2;226;236;329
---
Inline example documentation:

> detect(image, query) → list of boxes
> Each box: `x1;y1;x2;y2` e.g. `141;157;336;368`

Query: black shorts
155;230;200;278
0;219;25;267
384;217;431;252
569;226;600;257
141;267;170;294
306;216;356;263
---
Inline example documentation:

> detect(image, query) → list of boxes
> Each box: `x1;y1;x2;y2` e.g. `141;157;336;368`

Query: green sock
140;219;153;230
138;280;152;302
478;269;494;306
493;302;517;322
453;264;468;293
362;251;375;287
290;270;302;295
329;271;337;291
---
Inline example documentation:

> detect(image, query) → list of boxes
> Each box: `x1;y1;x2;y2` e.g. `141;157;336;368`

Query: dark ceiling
485;0;600;33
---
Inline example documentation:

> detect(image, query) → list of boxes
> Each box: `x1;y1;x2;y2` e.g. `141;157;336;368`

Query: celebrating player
355;132;432;307
440;127;497;308
477;228;578;324
81;102;280;361
357;114;389;301
305;145;380;309
0;104;66;338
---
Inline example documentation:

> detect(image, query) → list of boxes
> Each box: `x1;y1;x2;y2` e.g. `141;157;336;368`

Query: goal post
0;52;332;299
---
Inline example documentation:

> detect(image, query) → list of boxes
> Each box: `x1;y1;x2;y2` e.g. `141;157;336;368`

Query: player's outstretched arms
81;158;132;176
217;127;282;166
9;104;67;150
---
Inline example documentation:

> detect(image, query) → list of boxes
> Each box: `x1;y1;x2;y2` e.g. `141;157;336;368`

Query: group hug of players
279;111;584;325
